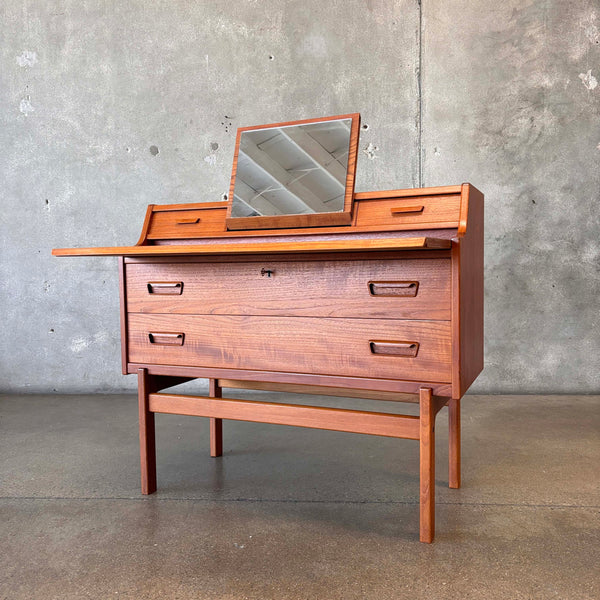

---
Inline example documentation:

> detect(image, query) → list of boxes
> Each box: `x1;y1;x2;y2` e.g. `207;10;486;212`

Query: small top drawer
354;195;461;229
147;207;226;240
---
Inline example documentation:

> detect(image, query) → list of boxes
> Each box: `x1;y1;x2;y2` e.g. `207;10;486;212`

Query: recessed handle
146;281;184;295
368;281;419;297
369;340;419;357
148;332;185;346
176;217;201;225
390;205;424;215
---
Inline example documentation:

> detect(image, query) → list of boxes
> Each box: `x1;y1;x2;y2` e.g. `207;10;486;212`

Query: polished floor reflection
1;393;598;599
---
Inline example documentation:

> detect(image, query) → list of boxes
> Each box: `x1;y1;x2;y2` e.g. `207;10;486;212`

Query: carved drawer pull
369;340;419;357
146;281;184;295
390;205;424;215
368;281;419;297
176;218;201;225
148;332;185;346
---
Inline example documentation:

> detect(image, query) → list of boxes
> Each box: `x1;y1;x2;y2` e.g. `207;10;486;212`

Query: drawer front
127;314;452;382
126;259;451;320
354;195;460;228
147;208;226;239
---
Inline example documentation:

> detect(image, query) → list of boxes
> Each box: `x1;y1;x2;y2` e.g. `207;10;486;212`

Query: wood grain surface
147;207;227;239
452;183;484;398
125;258;451;320
52;236;451;257
419;387;435;543
148;392;420;440
127;314;452;381
354;194;460;228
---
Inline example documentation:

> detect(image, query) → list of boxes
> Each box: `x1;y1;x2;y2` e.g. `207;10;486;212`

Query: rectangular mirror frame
225;113;361;231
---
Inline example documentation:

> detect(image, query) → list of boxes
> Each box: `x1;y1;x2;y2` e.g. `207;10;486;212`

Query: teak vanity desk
54;114;483;542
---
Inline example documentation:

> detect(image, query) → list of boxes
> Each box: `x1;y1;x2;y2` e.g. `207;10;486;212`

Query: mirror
226;113;360;230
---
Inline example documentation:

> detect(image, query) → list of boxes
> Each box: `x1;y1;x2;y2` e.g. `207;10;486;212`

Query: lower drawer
127;314;452;382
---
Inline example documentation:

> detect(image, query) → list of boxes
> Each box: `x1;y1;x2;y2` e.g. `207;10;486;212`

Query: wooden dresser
54;182;483;542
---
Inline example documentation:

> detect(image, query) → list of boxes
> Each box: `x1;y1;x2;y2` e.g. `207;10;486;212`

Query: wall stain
149;145;159;156
16;50;37;67
579;70;598;90
363;142;379;160
582;14;600;45
205;141;220;165
70;337;88;353
221;116;233;133
19;96;34;115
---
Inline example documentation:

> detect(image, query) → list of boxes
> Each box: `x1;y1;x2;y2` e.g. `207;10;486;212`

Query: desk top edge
52;236;452;257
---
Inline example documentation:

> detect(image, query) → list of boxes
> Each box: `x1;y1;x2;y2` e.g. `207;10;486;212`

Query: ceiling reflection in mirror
230;118;353;218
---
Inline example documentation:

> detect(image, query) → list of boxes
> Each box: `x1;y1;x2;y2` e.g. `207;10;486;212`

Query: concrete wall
1;0;598;393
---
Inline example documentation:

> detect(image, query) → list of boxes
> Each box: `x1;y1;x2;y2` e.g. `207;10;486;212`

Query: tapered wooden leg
448;397;461;489
209;379;223;457
419;387;435;543
138;368;157;494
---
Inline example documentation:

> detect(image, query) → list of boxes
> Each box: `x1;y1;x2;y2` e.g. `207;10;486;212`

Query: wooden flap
52;236;451;257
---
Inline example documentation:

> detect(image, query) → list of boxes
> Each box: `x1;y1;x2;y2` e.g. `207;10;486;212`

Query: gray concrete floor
1;391;598;599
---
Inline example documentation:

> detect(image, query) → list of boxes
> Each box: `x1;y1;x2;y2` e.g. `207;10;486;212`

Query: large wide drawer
127;314;452;382
126;259;451;320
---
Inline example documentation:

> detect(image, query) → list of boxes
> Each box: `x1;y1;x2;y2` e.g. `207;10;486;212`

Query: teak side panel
459;184;484;396
125;258;452;320
135;205;155;246
127;314;452;382
451;184;484;398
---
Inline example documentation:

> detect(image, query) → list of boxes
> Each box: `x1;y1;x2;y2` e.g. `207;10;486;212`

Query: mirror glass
227;114;360;230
